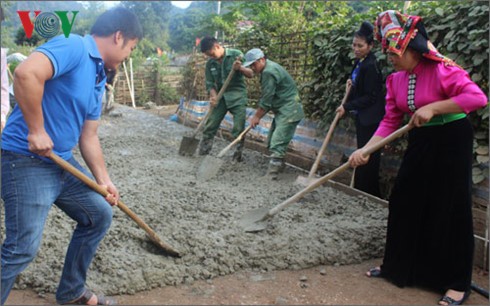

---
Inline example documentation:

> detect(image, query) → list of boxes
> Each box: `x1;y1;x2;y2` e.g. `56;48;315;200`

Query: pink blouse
375;59;488;137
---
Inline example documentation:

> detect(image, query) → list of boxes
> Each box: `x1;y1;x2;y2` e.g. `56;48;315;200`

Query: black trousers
354;121;381;197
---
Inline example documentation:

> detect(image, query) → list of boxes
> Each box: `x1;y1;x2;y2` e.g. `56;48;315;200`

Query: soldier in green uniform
243;48;305;180
199;36;254;161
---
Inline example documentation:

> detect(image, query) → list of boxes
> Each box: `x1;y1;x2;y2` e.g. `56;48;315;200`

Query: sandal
438;290;471;305
366;267;382;278
63;289;117;305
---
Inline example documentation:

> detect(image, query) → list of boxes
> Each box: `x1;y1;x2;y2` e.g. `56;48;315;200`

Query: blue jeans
1;150;113;304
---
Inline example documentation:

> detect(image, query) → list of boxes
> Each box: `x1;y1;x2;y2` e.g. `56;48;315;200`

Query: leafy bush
14;27;44;46
150;60;180;105
157;82;179;105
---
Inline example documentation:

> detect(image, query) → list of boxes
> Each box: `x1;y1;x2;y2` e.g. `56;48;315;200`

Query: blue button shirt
2;34;106;160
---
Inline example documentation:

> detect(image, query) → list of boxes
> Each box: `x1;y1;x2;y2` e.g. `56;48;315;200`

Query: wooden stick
266;124;412;219
350;168;356;188
191;68;236;138
130;58;135;107
307;84;352;179
48;152;180;257
123;61;135;108
217;125;252;158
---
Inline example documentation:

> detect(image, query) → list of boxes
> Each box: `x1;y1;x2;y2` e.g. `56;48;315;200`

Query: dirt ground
3;104;489;305
6;259;489;305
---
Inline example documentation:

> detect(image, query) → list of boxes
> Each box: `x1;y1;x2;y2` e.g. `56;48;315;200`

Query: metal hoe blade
238;207;271;232
196;155;224;181
294;175;314;187
178;135;199;156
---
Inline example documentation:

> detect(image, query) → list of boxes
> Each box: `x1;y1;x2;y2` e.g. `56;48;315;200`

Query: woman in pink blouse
349;11;488;305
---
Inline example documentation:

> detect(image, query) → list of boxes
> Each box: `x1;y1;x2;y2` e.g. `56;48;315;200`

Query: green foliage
157;82;179;105
236;1;352;37
168;1;242;52
178;57;198;98
235;28;271;52
168;6;210;53
129;38;159;67
210;10;242;42
122;1;172;51
302;26;355;127
150;60;180;105
71;1;106;36
14;26;43;46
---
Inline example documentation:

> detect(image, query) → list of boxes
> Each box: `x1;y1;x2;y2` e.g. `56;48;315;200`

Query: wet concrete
2;105;387;296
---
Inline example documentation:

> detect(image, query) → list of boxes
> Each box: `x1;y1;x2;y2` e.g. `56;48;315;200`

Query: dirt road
6;259;489;305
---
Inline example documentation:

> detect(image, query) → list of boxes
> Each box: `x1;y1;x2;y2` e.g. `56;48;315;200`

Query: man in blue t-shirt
1;7;142;305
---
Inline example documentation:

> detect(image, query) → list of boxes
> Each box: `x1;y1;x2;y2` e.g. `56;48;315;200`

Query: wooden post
130;58;135;107
123;61;135;108
154;68;160;105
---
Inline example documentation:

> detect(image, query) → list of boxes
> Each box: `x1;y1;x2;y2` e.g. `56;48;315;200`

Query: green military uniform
202;48;247;142
259;59;304;159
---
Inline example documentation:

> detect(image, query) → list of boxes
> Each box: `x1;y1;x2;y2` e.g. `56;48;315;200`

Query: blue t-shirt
2;34;106;160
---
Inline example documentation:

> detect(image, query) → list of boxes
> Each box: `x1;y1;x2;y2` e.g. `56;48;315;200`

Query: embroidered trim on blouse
407;74;417;112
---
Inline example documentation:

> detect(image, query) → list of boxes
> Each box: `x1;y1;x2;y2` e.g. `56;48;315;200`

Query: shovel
197;125;252;181
240;124;412;232
178;68;236;156
48;152;181;257
296;84;352;186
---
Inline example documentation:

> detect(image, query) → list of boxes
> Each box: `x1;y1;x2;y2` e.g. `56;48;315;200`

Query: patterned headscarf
374;10;458;66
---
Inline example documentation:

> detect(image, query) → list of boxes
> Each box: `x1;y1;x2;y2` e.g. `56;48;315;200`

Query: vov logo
17;11;79;39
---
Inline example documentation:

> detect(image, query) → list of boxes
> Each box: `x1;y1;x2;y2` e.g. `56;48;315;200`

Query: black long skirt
380;118;474;292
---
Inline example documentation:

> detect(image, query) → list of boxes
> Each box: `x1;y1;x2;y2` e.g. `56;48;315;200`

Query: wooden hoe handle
48;152;180;257
267;124;412;218
308;84;352;179
192;68;236;137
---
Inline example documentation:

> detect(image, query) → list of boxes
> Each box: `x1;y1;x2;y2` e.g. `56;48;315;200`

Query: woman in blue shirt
336;21;385;197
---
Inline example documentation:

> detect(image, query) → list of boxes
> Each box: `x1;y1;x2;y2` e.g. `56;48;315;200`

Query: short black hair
200;36;218;53
355;21;374;44
91;7;143;41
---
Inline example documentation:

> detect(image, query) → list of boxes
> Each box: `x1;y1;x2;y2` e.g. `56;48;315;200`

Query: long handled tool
178;69;236;156
296;85;352;186
197;125;252;181
48;152;181;257
239;124;412;232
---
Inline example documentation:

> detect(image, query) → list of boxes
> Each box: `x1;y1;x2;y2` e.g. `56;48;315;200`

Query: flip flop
438;290;471;305
63;289;117;305
366;267;382;278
